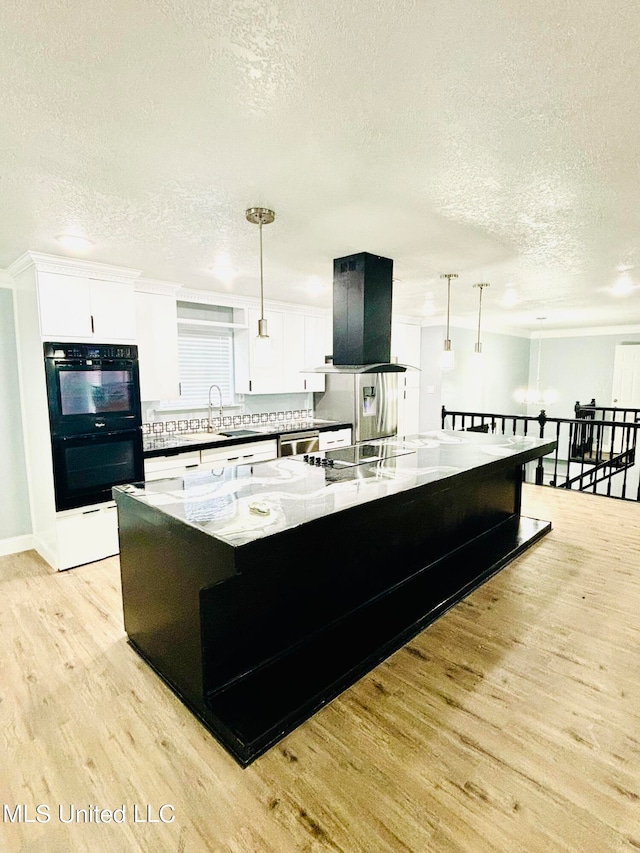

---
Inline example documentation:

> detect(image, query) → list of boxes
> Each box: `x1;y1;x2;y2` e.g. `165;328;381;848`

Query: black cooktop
293;442;414;468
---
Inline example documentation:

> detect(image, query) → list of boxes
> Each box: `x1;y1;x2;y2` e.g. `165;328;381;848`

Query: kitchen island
114;430;556;766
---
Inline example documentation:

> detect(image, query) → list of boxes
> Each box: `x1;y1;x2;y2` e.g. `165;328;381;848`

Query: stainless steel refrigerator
314;372;398;443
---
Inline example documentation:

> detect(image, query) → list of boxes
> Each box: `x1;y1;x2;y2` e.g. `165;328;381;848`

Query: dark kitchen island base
115;433;555;766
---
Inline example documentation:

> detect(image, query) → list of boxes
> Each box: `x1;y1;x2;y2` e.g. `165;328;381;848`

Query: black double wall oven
44;342;144;512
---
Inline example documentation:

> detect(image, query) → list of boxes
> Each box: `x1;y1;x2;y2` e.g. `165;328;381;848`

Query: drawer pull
227;456;240;461
242;453;254;459
185;464;199;469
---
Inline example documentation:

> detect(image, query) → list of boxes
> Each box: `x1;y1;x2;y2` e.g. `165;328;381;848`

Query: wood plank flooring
1;485;640;852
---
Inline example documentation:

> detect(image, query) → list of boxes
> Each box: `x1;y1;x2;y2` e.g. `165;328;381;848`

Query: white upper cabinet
246;308;285;394
135;291;180;401
37;271;136;341
302;314;326;392
392;321;422;435
283;313;306;392
237;308;327;395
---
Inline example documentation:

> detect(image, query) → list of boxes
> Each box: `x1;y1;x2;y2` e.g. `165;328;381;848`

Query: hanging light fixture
515;316;557;405
473;282;490;355
246;206;275;358
440;272;458;370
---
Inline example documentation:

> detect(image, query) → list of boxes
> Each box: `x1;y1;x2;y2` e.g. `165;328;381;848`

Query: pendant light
516;316;557;405
473;282;490;355
246;206;275;359
440;272;458;370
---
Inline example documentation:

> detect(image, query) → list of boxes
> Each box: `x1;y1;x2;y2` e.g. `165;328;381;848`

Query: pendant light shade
473;282;490;355
246;207;275;358
440;273;458;370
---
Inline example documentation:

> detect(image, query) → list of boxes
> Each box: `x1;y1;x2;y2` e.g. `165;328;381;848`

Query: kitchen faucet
208;384;223;432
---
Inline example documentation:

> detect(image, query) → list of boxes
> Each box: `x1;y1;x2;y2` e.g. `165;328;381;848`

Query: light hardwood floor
1;485;640;853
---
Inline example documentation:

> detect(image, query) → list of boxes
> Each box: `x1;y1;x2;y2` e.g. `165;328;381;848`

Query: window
163;302;236;408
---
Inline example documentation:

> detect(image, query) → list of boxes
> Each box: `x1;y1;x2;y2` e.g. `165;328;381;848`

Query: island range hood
308;251;408;374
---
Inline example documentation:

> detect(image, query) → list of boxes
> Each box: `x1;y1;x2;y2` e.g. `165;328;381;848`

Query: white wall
529;331;640;418
419;325;530;429
0;287;31;539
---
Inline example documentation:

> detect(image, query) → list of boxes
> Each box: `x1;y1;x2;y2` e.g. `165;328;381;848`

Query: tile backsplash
142;409;314;435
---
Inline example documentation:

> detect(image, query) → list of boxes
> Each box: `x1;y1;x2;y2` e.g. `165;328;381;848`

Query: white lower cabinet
144;450;201;481
144;440;279;482
200;439;278;468
56;502;120;571
319;427;352;451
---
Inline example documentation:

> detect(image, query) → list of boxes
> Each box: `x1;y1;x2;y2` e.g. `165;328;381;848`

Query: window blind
175;324;235;407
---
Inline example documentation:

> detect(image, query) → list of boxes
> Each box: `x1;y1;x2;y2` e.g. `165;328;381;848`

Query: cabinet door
282;313;306;393
302;315;326;392
90;279;137;340
397;383;420;437
38;272;93;338
135;292;180;401
247;308;284;394
392;322;421;388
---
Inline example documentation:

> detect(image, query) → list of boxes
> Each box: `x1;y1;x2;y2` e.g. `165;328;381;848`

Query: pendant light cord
259;219;265;322
440;273;458;344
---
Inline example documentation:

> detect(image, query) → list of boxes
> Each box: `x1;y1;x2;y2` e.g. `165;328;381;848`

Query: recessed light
56;232;94;252
611;272;636;296
305;275;326;295
209;254;237;284
501;288;519;308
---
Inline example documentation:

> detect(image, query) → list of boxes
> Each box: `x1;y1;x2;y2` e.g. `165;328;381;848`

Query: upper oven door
45;357;141;436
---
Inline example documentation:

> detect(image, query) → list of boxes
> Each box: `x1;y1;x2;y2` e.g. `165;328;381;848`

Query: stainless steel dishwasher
278;429;320;457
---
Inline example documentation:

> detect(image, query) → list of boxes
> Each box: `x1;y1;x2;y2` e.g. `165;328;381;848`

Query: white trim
135;278;183;296
535;324;640;339
419;317;529;338
7;251;142;283
0;534;34;557
393;313;423;326
178;286;328;318
177;318;248;329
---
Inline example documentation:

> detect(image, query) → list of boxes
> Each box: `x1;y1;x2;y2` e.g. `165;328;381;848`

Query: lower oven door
51;429;144;511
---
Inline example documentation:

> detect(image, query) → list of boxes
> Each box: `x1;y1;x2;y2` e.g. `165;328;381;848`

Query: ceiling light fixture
55;232;94;252
440;273;458;370
473;282;490;355
246;206;275;358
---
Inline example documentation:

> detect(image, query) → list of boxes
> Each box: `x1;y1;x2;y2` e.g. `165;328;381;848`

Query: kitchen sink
180;429;265;443
181;432;229;443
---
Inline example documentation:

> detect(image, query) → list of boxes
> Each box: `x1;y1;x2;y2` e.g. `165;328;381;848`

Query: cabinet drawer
144;451;201;481
200;439;278;467
319;428;352;451
56;503;119;570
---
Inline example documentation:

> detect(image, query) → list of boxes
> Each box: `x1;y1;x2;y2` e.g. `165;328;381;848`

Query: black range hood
308;251;410;374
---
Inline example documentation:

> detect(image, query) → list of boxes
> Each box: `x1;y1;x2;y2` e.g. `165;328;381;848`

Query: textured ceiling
2;0;640;331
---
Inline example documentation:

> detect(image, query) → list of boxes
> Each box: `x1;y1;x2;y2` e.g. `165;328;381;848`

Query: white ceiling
2;0;640;332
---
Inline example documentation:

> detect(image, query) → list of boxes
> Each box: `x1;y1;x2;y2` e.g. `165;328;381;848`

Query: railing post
538;409;547;438
534;409;547;485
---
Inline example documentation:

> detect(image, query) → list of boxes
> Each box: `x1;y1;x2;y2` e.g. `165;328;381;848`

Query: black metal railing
441;405;640;502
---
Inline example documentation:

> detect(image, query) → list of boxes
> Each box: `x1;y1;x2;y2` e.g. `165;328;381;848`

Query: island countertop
116;430;556;547
115;428;556;766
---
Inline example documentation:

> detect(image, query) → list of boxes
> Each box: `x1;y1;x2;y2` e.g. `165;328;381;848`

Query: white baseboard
0;534;34;557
